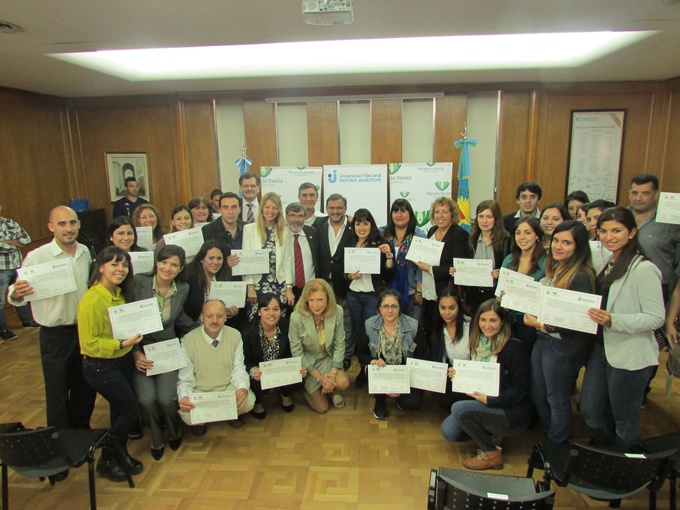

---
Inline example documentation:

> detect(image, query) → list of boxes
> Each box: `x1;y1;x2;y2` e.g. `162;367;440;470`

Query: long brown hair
469;200;508;252
468;299;512;357
545;221;595;291
508;216;545;275
596;207;648;286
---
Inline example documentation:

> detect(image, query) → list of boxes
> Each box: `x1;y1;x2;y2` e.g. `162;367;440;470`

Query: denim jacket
366;314;421;362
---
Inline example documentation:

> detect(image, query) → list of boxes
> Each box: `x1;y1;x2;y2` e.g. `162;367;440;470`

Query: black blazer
427;224;473;295
183;266;208;322
464;235;511;316
242;317;291;373
201;217;246;254
296;225;321;287
313;216;354;299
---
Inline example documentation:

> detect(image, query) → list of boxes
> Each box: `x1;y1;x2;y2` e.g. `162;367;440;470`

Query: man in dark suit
201;192;244;256
314;193;355;370
284;202;320;306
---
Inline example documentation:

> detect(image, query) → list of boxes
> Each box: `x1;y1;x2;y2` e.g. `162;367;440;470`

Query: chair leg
110;440;135;489
671;476;677;510
88;460;97;510
2;464;8;510
650;487;657;510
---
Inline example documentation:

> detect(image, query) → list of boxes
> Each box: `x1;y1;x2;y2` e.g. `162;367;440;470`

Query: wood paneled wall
371;99;402;164
307;102;339;167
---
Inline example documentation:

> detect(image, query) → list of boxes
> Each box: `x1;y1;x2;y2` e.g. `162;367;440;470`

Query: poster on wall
567;110;626;202
388;163;454;230
323;165;388;226
260;167;323;211
105;153;150;202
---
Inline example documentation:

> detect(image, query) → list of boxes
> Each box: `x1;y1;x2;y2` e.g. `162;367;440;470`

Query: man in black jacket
284;202;320;306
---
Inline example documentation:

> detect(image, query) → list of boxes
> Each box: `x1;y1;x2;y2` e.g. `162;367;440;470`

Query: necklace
603;260;615;277
314;317;324;329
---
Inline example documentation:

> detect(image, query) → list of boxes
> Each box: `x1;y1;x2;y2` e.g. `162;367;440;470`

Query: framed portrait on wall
105;152;150;202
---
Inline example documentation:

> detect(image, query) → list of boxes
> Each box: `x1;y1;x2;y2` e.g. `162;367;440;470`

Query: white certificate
452;359;500;397
231;250;270;276
260;357;302;390
453;258;494;287
405;237;444;267
501;279;542;316
129;251;154;275
344;247;381;274
406;358;448;394
538;287;602;335
189;391;238;425
163;227;204;258
144;338;187;376
494;267;533;297
368;365;410;394
17;259;77;302
208;281;247;308
657;193;680;225
108;298;163;340
136;227;154;251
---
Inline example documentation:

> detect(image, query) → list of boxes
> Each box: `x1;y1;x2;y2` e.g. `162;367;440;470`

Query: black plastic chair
632;432;680;510
527;442;676;510
428;467;555;510
0;425;135;510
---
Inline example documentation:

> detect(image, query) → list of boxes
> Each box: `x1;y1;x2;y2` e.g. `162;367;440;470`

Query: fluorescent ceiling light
50;32;654;82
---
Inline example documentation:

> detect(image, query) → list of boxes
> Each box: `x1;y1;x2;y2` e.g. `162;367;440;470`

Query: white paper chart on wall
567;111;625;202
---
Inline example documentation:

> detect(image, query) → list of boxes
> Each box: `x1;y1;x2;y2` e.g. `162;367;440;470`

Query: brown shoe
462;447;503;470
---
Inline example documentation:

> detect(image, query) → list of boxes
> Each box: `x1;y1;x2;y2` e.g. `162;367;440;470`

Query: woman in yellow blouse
78;246;144;482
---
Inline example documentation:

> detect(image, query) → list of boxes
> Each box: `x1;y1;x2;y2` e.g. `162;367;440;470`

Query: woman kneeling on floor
440;299;533;471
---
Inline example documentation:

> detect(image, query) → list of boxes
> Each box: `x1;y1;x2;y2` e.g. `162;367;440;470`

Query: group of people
1;170;678;480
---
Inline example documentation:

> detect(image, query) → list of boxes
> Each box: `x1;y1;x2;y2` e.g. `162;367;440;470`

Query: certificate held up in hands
108;298;163;340
259;357;302;390
538;287;602;334
406;358;448;394
144;338;187;376
453;258;494;288
344;247;380;274
452;359;500;397
405;237;444;267
208;281;247;308
17;259;77;302
129;252;154;275
189;392;238;424
163;227;204;258
231;250;269;276
136;227;154;251
368;365;410;394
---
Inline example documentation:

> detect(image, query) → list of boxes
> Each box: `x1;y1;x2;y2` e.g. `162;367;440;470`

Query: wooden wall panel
371;99;402;164
434;94;468;198
183;100;220;199
0;88;73;243
307;102;339;167
70;101;182;226
243;100;278;182
664;89;680;193
498;91;532;215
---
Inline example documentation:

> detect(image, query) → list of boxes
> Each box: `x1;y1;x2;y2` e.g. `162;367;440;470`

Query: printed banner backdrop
323;165;388;226
388;163;454;229
260;167;323;211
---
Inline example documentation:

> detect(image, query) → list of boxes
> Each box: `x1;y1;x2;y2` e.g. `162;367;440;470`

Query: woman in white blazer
240;192;290;315
582;207;665;446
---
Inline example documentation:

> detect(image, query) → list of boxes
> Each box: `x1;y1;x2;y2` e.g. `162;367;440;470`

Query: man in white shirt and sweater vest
177;300;255;434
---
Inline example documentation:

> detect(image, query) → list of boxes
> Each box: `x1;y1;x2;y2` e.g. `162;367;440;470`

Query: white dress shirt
8;239;91;327
304;210;327;227
176;327;250;401
283;228;315;286
241;198;259;223
327;216;348;257
443;320;471;363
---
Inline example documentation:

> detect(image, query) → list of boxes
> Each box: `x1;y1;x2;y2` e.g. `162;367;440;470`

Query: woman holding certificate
367;288;426;420
524;221;596;445
379;199;428;320
289;278;349;412
78;246;144;482
416;197;472;337
243;293;306;418
241;192;288;315
346;209;395;386
581;207;665;446
153;205;195;263
130;245;198;460
429;288;472;411
440;299;532;471
108;217;148;253
133;203;165;245
454;200;510;317
500;216;546;352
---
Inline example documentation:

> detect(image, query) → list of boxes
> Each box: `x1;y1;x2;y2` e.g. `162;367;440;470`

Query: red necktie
294;234;305;289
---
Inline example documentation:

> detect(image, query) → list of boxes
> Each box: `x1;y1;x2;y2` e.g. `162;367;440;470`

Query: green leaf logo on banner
426;163;436;167
415;210;431;227
435;181;450;191
388;163;402;175
297;167;306;170
261;167;274;178
400;191;410;198
315;185;320;192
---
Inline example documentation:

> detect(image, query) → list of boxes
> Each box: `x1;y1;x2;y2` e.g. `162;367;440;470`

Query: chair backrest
564;443;677;492
0;427;63;468
438;473;555;510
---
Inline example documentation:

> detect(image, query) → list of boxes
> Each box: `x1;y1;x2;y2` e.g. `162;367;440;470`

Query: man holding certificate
441;300;532;471
177;300;256;434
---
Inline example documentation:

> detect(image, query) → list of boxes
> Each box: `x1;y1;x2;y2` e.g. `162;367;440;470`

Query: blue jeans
0;269;33;331
346;290;378;367
82;355;140;448
580;343;655;446
440;400;529;452
531;332;583;444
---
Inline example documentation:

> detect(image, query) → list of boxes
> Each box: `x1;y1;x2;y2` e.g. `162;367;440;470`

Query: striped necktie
294;234;305;289
247;203;255;223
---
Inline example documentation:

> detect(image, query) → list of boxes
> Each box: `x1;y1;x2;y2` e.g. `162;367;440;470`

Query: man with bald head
9;206;97;479
177;300;255;434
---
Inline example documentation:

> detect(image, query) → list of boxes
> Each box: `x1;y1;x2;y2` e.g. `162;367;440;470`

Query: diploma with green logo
189;391;238;424
407;358;448;394
144;338;186;376
344;247;380;274
108;298;163;340
368;365;410;394
538;287;602;334
260;357;302;390
452;359;500;397
17;259;77;302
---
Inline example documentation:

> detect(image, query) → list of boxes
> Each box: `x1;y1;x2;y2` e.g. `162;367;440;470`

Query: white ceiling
2;0;680;98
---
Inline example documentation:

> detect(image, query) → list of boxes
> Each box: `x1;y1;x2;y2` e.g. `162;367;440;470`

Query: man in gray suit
284;202;320;306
